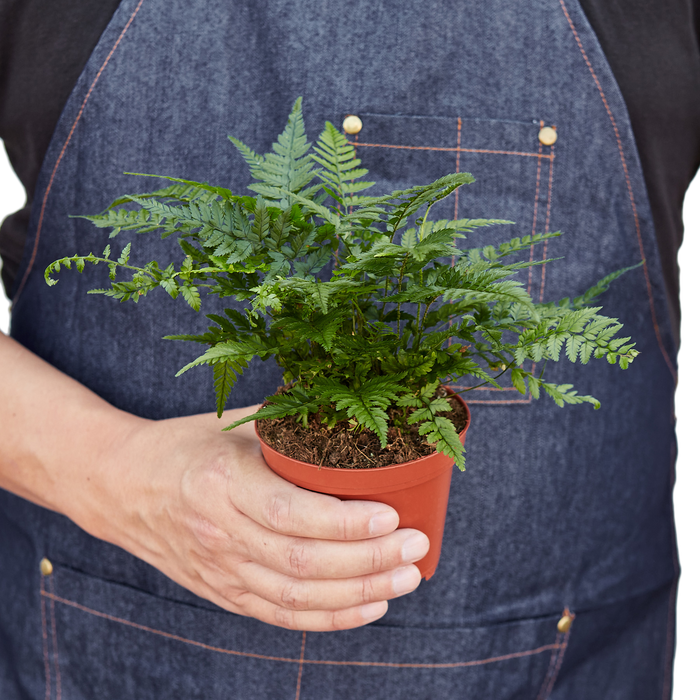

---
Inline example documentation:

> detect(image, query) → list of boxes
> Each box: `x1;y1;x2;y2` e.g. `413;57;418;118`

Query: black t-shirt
1;0;699;342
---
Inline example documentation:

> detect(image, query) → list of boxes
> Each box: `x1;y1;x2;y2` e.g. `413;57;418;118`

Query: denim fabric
1;0;678;697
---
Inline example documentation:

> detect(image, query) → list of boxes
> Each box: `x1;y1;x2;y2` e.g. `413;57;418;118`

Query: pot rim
254;386;470;475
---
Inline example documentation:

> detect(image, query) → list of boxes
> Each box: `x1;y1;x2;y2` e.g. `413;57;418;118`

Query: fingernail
369;510;398;536
392;566;420;596
401;533;430;563
360;601;388;621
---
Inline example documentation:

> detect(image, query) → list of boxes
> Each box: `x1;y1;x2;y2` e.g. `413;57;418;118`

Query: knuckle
359;576;376;604
263;492;295;533
370;543;385;573
286;539;314;578
189;514;229;553
273;605;300;630
329;609;348;631
279;579;310;611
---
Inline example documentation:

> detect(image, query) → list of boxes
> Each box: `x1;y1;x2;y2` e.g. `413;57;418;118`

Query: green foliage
46;99;641;470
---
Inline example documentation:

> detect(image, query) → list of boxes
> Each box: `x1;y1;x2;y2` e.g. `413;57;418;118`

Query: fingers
234;562;422;612
209;588;391;632
246;525;431;580
247;597;390;632
232;457;401;542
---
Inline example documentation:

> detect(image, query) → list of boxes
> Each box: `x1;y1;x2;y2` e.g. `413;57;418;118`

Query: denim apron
1;0;679;697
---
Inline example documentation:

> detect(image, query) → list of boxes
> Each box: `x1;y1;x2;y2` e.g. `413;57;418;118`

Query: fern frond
312;121;375;213
212;360;239;417
223;387;321;430
233;97;318;208
418;417;465;470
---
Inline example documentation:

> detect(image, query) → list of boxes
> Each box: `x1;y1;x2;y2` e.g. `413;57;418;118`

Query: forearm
0;331;141;526
0;331;425;631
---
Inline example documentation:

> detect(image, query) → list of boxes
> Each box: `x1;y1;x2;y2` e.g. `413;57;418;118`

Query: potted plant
45;98;639;578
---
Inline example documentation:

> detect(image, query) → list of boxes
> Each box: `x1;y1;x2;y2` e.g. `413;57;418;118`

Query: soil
256;389;469;469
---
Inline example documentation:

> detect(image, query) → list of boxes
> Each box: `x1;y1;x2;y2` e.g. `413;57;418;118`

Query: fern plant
45;98;639;470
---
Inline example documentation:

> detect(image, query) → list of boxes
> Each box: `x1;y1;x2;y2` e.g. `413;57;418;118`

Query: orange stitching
303;644;560;668
558;0;676;380
295;631;306;700
536;633;562;700
544;622;572;695
457;397;533;405
453;117;463;220
354;142;553;159
536;609;575;700
41;592;299;663
527;126;544;296
471;386;519;392
539;142;556;302
12;0;146;307
41;590;560;668
449;117;463;273
49;576;62;700
40;577;51;700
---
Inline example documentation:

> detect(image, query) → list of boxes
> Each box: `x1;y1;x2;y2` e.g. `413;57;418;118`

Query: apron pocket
347;111;556;403
42;562;572;700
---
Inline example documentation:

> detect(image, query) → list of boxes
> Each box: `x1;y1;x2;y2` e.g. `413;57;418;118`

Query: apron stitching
452;116;463;220
558;0;677;381
356;126;544;404
535;609;575;700
48;576;62;700
40;590;561;668
354;142;551;159
527;126;544;296
538;140;556;303
535;632;561;700
298;644;561;667
465;398;532;404
39;576;52;700
12;0;146;308
294;631;306;700
449;117;462;338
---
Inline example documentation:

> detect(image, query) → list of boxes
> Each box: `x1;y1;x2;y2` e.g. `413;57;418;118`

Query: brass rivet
343;115;363;135
538;126;557;146
557;614;573;633
40;558;53;576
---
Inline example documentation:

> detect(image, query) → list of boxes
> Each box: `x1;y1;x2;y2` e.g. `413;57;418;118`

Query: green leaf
418;416;465;470
212;360;239;417
232;97;318;208
180;285;201;311
224;387;320;431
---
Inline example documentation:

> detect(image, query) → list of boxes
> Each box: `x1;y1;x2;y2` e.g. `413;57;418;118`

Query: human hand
87;407;428;631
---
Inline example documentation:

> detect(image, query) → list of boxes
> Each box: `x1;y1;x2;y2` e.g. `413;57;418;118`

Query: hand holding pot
0;333;427;631
99;408;428;631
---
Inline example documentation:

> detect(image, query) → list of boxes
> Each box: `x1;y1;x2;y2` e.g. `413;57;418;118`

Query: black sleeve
578;0;700;342
0;0;122;294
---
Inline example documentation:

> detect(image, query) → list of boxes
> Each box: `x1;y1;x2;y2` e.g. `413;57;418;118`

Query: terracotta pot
255;392;470;580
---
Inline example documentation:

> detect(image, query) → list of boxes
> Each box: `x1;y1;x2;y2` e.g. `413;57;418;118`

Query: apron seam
48;575;62;700
535;609;575;700
39;588;563;669
39;576;52;700
295;631;306;700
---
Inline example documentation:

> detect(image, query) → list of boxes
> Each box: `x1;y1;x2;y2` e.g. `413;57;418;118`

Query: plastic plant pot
256;392;470;580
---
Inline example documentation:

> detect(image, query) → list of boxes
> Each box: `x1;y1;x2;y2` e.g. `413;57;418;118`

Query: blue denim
1;0;678;697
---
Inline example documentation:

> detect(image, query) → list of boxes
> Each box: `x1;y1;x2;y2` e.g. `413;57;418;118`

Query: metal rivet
40;558;53;576
343;115;363;135
557;614;573;633
538;126;557;146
